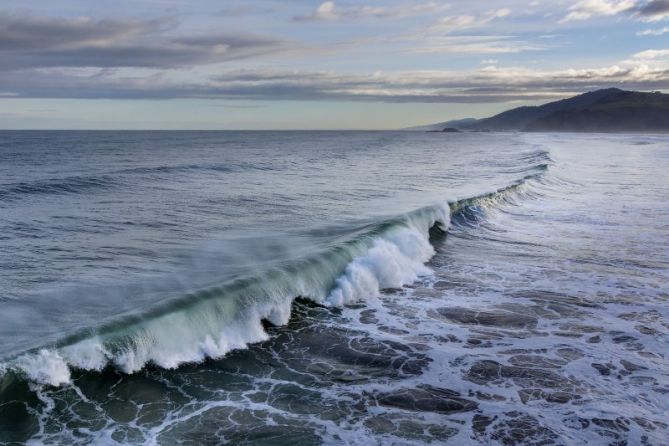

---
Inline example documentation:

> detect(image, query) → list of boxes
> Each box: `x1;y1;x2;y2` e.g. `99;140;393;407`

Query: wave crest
1;166;544;387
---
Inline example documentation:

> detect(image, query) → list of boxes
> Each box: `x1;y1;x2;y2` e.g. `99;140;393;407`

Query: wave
0;162;547;388
0;162;275;203
117;161;275;176
0;175;119;202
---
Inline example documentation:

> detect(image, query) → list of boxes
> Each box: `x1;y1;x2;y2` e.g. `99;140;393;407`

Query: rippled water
0;131;667;445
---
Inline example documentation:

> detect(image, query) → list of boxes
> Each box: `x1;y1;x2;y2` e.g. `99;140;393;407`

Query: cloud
295;1;338;21
2;53;668;103
637;25;669;33
294;1;449;22
561;0;636;22
428;8;512;33
1;7;667;105
216;5;276;17
635;0;669;21
491;8;513;19
407;35;545;54
559;0;669;23
0;12;293;71
0;13;175;51
632;48;669;58
429;15;479;32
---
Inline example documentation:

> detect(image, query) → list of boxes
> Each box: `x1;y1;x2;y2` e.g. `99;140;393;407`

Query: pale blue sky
1;0;668;129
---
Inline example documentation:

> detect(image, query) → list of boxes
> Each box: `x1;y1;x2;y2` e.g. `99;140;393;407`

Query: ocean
0;130;667;445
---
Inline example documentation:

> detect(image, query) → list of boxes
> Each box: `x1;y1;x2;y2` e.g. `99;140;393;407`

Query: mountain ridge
411;89;669;132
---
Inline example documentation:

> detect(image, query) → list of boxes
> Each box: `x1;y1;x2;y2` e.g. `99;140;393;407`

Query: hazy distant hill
413;89;669;132
404;118;478;132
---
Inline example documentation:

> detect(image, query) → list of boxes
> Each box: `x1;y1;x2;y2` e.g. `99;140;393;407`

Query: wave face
9;131;667;445
0;166;543;387
4;202;454;385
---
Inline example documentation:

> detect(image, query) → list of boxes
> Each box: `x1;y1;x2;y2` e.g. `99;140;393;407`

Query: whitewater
0;131;667;445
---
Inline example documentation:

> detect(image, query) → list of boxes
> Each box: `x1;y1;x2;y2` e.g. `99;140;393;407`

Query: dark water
0;131;667;445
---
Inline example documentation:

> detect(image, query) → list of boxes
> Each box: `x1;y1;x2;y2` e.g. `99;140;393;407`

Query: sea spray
0;172;546;387
326;221;445;306
2;203;453;386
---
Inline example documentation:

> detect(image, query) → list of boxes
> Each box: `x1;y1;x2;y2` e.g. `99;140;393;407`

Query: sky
0;0;668;129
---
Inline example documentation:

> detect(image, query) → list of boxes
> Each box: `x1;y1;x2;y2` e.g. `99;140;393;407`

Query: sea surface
0;130;668;445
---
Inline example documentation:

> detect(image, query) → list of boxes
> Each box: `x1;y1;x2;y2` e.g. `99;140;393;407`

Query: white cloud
357;2;450;19
429;8;513;33
430;15;478;32
491;8;512;18
561;0;636;22
637;26;669;34
300;1;338;21
410;35;544;54
294;1;449;22
632;48;669;58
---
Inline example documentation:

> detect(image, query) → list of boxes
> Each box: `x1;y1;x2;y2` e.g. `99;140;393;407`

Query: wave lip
0;164;546;388
326;208;447;306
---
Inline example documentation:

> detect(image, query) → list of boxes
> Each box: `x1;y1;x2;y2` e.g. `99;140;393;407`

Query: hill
404;118;478;132
525;90;669;132
414;89;669;132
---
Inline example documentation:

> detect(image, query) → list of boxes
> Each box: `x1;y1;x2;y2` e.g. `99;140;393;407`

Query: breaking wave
0;162;548;388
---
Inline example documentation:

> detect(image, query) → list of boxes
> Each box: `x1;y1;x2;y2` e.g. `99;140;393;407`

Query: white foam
61;338;108;371
325;222;442;306
110;306;273;373
15;349;71;386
